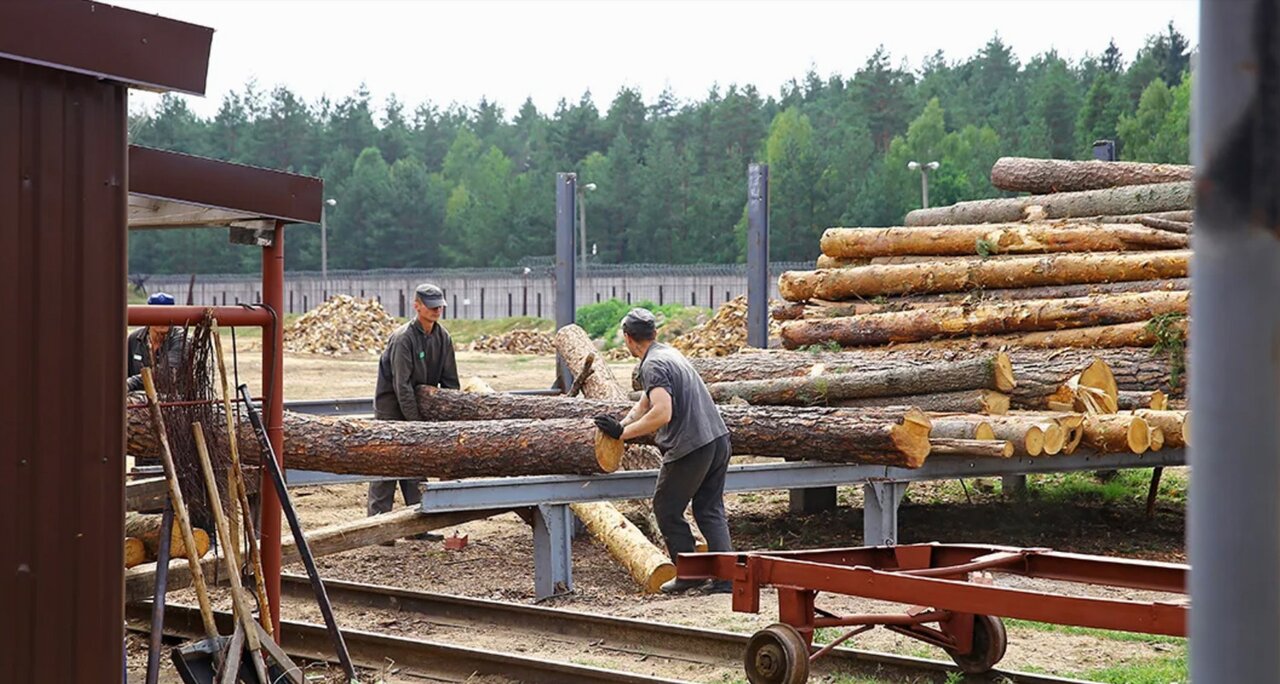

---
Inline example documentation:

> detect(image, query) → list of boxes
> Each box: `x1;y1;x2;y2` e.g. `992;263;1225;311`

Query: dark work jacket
374;319;460;420
126;327;187;392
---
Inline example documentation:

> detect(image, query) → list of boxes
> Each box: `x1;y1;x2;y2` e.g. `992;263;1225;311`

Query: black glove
593;415;624;440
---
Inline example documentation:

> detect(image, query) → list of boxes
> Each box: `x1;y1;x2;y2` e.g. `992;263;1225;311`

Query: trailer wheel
744;623;810;684
947;614;1008;674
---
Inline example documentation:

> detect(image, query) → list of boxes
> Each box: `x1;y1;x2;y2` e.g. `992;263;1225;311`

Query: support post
862;482;908;546
261;220;286;634
532;504;573;599
554;173;577;391
789;487;837;514
746;163;769;349
1190;3;1280;681
1001;475;1027;501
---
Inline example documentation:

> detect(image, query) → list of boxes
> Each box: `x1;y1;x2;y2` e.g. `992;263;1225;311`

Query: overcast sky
119;0;1199;121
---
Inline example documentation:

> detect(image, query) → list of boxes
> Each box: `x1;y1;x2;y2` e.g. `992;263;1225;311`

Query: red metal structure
679;543;1188;683
127;145;323;635
0;4;211;681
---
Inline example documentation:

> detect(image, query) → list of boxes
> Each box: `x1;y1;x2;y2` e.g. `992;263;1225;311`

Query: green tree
1117;75;1190;163
764;107;819;261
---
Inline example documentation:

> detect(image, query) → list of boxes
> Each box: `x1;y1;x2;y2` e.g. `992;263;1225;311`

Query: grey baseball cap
415;283;447;308
621;307;657;335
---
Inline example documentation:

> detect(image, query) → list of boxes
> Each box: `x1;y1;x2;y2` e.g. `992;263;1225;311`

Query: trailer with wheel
677;543;1187;683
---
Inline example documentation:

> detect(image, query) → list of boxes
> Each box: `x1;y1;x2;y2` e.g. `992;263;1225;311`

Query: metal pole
320;204;328;283
261;220;286;635
746;163;769;349
1191;2;1280;682
920;169;929;210
555;174;577;389
578;186;588;284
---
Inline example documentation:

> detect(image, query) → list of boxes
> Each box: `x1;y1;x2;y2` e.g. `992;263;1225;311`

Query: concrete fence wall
136;264;806;320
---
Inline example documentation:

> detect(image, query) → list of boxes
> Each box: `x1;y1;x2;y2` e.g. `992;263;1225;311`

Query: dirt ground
132;344;1189;683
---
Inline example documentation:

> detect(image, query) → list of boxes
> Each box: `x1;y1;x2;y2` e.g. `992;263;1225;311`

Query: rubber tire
744;623;810;684
947;614;1008;674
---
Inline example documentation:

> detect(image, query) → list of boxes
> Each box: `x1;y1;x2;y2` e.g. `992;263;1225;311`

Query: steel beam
863;482;908;546
746;163;769;349
532;504;573;599
554;173;577;390
1191;1;1280;680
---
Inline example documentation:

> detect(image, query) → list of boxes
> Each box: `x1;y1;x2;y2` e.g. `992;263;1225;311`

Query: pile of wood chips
670;295;783;357
284;295;401;356
469;330;556;355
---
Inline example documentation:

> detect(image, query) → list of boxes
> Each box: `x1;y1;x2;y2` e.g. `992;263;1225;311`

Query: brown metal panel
0;59;127;682
0;1;211;95
129;146;324;224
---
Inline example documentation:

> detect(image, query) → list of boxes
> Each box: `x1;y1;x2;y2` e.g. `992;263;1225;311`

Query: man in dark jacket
370;284;460;538
594;308;733;594
126;292;187;393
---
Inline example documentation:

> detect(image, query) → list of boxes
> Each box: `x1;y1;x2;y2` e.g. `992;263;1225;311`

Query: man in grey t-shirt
593;308;732;594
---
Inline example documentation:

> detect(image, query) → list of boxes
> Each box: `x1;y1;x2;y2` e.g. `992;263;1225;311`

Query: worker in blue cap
126;292;188;393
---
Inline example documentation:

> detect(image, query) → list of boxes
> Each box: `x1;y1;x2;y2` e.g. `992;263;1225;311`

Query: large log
1083;414;1150;453
125;511;211;560
705;355;1015;404
779;251;1190;302
1008;347;1184;397
690;349;1007;384
414;386;933;466
570;502;675;592
780;290;1188;348
1117;390;1168;410
819;223;1187;259
125;507;501;602
886;319;1186;352
989;157;1193;194
929;438;1014;459
1009;354;1118;410
127;410;624;478
773;278;1190;320
832;389;1009;414
904;182;1192;226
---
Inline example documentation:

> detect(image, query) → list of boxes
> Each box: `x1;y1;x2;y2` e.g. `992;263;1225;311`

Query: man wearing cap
126;292;187;393
594;308;733;593
371;284;461;539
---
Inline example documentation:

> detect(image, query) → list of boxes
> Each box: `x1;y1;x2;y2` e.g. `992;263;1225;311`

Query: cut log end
125;537;147;569
894;409;934;467
993;352;1016;393
974;423;996;441
595;432;625;473
1078;359;1120;410
1149;427;1165;451
1041;424;1066;455
1024;426;1045;457
643;563;678;594
1128;418;1151;454
1150;391;1169;411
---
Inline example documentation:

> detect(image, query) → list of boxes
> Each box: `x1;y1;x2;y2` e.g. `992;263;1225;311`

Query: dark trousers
367;479;422;516
653;434;732;561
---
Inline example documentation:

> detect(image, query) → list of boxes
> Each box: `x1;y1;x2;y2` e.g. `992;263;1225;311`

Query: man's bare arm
622;387;672;441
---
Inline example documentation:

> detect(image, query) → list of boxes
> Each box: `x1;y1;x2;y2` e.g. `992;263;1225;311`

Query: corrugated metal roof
0;58;129;681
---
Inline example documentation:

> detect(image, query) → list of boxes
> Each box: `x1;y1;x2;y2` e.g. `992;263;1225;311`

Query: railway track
269;573;1096;684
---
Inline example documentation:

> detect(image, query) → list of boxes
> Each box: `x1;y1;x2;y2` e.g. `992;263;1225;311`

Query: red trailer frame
678;543;1187;683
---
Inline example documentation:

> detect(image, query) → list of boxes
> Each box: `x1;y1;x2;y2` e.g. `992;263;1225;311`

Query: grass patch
1075;649;1187;684
1004;619;1185;646
1031;468;1186;507
442;316;553;345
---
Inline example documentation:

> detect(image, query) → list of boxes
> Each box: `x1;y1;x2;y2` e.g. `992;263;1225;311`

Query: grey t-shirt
638;343;729;463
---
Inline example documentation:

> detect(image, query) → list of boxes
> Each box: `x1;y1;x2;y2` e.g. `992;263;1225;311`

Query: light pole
907;160;940;209
577;182;597;280
321;197;337;282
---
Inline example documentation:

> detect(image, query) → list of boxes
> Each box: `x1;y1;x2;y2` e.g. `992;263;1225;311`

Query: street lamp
321;197;337;282
577;182;597;280
907;160;940;209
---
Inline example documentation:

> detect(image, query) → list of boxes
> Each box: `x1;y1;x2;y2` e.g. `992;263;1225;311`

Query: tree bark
413;386;932;466
1138;216;1192;234
569;502;676;593
903;181;1192;226
781;290;1187;348
819;223;1186;259
690;349;1006;384
1082;414;1150;453
779;251;1190;301
989;157;1193;194
1009;348;1185;397
1117;390;1168;410
929;438;1014;459
1009;354;1117;410
774;278;1189;320
885;319;1185;352
831;389;1009;414
127;410;624;479
929;417;995;440
125;511;211;560
705;354;1015;404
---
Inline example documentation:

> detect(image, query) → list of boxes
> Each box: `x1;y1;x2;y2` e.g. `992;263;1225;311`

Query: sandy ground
129;344;1189;683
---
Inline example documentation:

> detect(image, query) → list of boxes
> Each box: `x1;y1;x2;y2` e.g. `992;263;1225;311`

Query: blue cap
147;292;176;305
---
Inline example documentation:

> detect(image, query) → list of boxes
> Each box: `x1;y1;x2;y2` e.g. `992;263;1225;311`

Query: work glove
593;415;624;440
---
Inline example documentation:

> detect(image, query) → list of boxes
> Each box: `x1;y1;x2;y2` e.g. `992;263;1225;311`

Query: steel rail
126;602;685;684
278;573;1098;684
